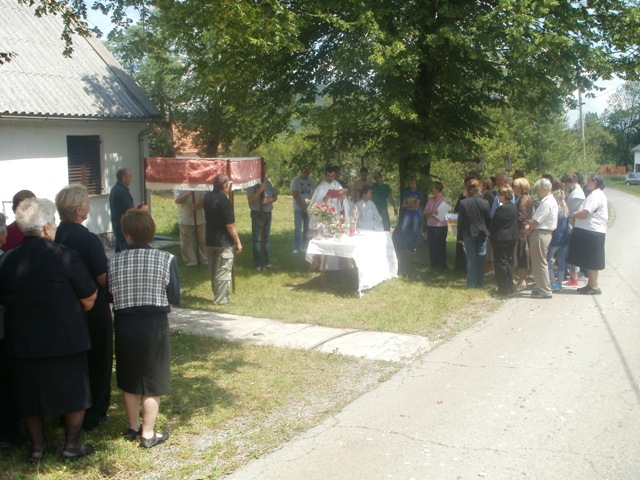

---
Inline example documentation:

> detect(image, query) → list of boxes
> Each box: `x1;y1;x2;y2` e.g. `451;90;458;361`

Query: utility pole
579;89;587;163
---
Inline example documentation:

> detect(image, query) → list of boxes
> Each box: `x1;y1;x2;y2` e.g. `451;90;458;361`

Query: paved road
225;188;640;480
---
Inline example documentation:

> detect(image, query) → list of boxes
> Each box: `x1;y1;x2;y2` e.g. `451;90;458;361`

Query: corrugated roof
0;0;162;120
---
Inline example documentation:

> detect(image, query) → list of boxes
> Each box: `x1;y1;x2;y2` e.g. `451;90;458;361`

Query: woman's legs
140;396;161;440
63;410;85;450
24;416;46;451
587;269;599;289
123;392;142;431
124;391;162;440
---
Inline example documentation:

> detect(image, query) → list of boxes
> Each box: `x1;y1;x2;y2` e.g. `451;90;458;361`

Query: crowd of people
0;172;180;462
455;170;608;299
287;164;607;301
0;163;610;463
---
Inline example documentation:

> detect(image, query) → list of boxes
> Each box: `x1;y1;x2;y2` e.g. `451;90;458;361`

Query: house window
67;135;102;195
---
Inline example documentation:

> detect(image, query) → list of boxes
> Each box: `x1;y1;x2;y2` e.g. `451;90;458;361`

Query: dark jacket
0;237;95;358
457;194;491;239
490;202;519;243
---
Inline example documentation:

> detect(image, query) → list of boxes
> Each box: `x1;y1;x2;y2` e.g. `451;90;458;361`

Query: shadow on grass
285;268;361;298
166;331;246;426
170;226;487;300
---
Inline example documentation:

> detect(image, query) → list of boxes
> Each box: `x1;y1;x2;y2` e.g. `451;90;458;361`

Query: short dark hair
561;172;577;184
359;185;372;197
432;181;444;193
213;174;229;192
588;173;605;190
12;189;35;212
324;166;337;174
466;178;481;195
121;210;155;245
120;210;156;245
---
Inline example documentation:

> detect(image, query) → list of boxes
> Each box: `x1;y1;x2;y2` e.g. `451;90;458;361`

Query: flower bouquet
308;202;349;238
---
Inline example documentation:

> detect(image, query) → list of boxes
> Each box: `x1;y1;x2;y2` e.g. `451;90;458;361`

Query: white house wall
0;118;151;237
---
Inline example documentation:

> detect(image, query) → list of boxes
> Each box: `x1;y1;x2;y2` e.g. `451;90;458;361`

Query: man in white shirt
290;167;315;253
355;185;383;231
525;178;558;298
309;166;349;230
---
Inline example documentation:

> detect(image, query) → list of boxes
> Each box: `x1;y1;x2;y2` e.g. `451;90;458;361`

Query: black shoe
140;431;169;449
577;285;594;294
123;427;141;441
585;287;601;295
61;444;94;460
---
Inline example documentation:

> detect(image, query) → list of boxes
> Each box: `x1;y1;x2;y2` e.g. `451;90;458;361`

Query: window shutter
67;136;102;195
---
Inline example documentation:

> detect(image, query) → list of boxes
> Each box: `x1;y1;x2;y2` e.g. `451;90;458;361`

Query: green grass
0;332;398;479
0;191;500;479
153;190;498;339
604;174;640;197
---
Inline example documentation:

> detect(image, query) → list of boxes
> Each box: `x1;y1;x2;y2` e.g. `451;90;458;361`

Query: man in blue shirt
247;163;278;270
109;168;148;252
400;179;424;251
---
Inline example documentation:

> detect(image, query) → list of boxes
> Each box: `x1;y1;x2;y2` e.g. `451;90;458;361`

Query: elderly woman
55;184;113;431
0;198;96;461
567;173;608;295
489;186;519;297
108;210;179;448
525;178;558;299
457;178;491;288
513;178;534;290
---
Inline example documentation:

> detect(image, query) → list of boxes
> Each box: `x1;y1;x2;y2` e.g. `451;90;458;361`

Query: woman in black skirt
567;174;608;295
55;184;113;431
0;198;97;461
108;211;179;448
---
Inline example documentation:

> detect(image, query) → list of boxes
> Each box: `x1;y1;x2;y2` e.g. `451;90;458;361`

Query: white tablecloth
305;231;398;295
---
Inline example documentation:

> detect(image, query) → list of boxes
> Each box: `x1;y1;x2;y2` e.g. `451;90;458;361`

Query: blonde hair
553;189;568;217
512;177;530;195
55;184;89;222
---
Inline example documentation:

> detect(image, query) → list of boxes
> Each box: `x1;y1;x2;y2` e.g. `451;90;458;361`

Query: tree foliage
603;81;640;167
11;0;640;182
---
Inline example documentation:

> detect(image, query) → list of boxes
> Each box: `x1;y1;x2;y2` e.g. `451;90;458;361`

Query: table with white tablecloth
305;230;398;295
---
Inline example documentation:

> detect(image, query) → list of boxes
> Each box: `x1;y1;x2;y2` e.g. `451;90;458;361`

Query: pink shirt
425;196;449;227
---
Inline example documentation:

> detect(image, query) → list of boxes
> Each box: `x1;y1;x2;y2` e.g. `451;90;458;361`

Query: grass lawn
0;190;499;479
153;190;499;339
604;174;640;197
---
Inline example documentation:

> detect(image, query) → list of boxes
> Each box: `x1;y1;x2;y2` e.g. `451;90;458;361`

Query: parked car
625;172;640;185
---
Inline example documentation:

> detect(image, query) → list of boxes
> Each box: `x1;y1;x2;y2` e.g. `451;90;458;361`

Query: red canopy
145;157;262;191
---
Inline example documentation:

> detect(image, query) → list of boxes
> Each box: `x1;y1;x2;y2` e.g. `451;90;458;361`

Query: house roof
0;0;162;120
632;144;640;152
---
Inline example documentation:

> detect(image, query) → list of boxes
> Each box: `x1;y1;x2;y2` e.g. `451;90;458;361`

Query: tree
13;0;640;182
603;81;640;167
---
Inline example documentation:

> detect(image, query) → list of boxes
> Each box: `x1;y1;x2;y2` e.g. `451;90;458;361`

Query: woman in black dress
55;184;113;431
489;186;519;297
108;210;179;448
0;198;96;461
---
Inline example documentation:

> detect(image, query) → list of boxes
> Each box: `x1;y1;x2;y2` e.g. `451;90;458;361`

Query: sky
566;77;625;126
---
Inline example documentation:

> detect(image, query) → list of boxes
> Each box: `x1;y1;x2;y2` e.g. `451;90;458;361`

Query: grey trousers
530;229;552;295
207;246;234;304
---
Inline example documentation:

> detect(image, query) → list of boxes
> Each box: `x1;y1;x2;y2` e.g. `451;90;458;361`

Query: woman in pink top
423;182;450;270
